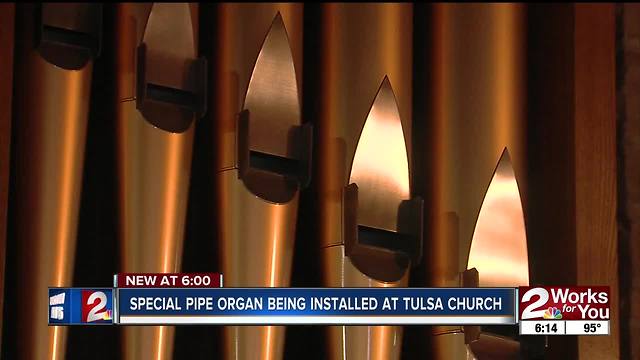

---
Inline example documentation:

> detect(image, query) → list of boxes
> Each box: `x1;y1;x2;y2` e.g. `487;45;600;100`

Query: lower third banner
116;288;516;325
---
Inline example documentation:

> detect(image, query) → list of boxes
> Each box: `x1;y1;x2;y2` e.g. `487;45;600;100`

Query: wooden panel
617;4;640;360
574;4;619;360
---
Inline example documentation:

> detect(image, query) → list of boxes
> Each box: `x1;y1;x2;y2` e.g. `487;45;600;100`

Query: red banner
116;273;223;288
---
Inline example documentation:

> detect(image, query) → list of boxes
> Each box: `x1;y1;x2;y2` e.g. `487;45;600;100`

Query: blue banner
116;288;516;325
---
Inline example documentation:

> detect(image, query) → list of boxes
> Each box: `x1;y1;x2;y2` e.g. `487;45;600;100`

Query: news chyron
48;288;114;325
47;274;610;335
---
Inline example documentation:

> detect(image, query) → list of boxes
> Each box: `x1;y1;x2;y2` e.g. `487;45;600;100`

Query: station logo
519;286;609;321
543;306;562;319
81;290;113;323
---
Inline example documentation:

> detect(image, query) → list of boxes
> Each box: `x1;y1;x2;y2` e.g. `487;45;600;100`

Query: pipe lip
232;13;310;203
235;110;312;205
135;3;205;133
242;12;302;159
340;78;423;282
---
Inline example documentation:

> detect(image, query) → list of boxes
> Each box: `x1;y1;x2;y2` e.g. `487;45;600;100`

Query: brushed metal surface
117;103;194;360
116;3;198;360
349;77;410;233
427;2;527;286
212;5;303;360
219;170;299;360
213;3;303;172
467;150;529;287
142;5;196;93
315;4;413;360
116;3;151;101
324;246;408;360
317;3;413;249
425;4;526;359
12;4;93;358
244;13;301;159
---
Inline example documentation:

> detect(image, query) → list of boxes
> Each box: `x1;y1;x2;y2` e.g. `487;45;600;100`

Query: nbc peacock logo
543;306;562;319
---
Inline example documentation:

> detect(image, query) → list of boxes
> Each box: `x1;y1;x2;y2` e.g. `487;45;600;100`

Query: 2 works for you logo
519;286;610;321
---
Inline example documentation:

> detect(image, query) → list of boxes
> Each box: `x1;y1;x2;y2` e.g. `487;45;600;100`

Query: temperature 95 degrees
565;320;609;335
584;322;602;333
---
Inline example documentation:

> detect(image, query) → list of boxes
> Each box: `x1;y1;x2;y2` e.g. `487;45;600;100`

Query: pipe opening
145;83;199;112
357;225;412;255
249;150;300;178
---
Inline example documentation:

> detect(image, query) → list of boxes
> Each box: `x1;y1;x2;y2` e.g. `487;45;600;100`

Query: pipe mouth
467;148;529;287
36;4;102;70
235;13;310;203
348;243;410;283
239;168;300;205
135;3;206;133
136;44;206;133
343;184;423;282
236;110;312;204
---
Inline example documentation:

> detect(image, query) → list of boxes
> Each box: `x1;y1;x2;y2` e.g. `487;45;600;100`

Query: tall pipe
116;3;204;359
424;4;527;359
211;4;307;360
12;4;101;359
315;4;417;360
0;3;15;349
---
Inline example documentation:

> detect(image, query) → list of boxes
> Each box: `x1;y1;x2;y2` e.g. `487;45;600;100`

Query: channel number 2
521;287;549;320
86;291;108;322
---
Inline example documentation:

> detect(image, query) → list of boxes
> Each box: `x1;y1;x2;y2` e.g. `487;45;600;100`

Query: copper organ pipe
0;3;15;349
211;4;308;360
116;3;205;360
425;4;527;359
315;4;420;360
11;3;102;359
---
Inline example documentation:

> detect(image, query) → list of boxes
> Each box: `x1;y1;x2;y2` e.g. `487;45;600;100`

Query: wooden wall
617;4;640;360
528;4;619;359
574;4;619;360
